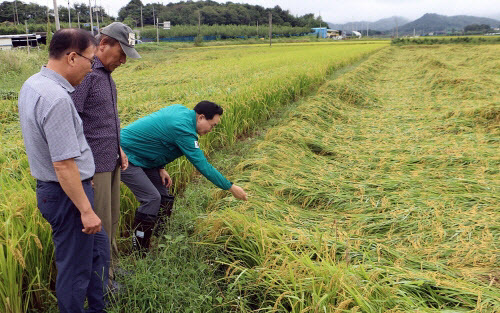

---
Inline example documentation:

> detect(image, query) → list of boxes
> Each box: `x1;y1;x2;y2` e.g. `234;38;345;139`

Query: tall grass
0;42;386;312
0;49;46;98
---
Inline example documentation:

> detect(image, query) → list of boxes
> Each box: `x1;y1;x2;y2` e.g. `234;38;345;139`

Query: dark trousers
121;163;169;217
36;180;110;313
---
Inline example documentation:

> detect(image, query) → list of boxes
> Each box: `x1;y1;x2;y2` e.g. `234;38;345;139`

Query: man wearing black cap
71;22;140;286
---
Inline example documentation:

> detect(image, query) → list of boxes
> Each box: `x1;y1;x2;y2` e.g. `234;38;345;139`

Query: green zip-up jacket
120;104;232;190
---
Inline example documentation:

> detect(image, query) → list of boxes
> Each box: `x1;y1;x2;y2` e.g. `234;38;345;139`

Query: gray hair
95;33;119;46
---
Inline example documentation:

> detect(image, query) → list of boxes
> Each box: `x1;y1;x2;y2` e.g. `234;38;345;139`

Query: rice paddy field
186;44;500;312
0;41;385;312
1;39;499;312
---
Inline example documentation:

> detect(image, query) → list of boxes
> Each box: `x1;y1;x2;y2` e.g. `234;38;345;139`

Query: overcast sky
34;0;500;24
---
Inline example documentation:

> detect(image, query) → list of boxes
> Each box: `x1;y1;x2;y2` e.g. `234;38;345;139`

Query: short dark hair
193;101;223;120
95;33;119;46
49;28;97;60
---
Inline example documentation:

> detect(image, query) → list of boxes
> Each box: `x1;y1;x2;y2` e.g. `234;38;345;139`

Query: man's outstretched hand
229;184;247;201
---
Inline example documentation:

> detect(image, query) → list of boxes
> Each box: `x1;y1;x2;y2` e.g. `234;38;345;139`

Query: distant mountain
328;16;409;31
398;13;500;34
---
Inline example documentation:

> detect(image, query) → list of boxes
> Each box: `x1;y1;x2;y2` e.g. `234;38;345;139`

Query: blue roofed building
311;27;328;38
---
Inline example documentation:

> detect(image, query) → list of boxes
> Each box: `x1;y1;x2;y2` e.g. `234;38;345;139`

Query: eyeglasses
67;51;95;66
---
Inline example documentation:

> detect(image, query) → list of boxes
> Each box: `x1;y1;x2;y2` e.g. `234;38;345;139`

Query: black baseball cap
100;22;141;59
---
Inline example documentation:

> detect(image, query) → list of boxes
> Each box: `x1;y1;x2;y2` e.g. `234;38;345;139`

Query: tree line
118;0;324;28
140;24;312;39
0;1;111;25
0;0;324;29
464;24;493;33
118;0;327;27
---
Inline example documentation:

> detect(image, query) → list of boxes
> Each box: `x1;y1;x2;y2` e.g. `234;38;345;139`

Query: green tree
0;1;17;23
116;0;325;28
12;1;48;23
118;0;143;25
464;23;491;33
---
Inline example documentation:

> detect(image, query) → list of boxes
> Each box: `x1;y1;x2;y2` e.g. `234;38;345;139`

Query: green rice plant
0;145;55;312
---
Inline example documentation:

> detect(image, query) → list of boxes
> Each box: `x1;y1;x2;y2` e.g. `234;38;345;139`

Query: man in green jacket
121;101;247;252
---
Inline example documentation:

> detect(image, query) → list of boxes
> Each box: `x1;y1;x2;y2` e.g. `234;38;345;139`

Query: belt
37;177;94;185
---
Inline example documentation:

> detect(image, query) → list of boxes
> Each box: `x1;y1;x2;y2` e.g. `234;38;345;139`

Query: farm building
327;29;343;39
312;28;345;39
0;33;47;50
311;27;328;38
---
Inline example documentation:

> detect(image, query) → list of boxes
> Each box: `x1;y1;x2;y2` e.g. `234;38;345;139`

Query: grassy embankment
0;41;386;312
109;44;499;311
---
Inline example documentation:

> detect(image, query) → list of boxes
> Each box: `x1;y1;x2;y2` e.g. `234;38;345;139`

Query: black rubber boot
132;212;156;256
154;195;175;236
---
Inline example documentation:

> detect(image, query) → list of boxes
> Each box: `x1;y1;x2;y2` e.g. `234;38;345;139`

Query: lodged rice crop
115;41;387;193
0;41;386;312
195;45;500;311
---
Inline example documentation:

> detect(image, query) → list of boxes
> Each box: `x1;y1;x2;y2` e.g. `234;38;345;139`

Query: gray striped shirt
18;67;95;182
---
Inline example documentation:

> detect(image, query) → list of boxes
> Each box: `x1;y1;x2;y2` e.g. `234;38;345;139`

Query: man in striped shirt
71;22;139;284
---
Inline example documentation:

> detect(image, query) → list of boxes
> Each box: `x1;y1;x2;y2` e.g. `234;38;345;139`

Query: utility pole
395;17;399;38
153;6;155;28
140;6;143;30
198;10;201;37
268;11;272;47
351;16;353;37
46;7;51;37
53;0;60;30
94;0;99;31
156;18;159;44
68;0;71;27
77;11;80;28
13;0;19;25
256;20;259;37
25;20;30;54
89;0;93;35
